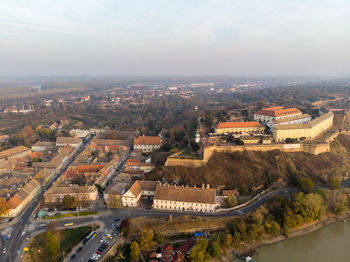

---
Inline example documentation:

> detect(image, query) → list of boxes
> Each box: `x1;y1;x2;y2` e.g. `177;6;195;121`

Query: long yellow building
272;112;333;142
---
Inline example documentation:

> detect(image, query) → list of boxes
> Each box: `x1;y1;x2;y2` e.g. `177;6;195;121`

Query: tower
195;129;200;143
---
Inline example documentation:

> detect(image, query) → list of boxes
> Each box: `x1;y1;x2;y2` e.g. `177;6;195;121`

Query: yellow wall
216;126;263;134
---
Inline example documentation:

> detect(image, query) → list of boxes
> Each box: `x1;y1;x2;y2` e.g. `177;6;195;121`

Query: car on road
114;218;120;222
96;251;102;255
70;254;76;260
77;246;83;253
3;248;7;254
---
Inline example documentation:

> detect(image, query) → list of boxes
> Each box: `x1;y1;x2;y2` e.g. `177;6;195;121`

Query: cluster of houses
149;239;196;262
213;106;333;143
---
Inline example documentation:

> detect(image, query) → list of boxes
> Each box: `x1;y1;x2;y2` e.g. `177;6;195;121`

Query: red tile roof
256;107;301;117
134;135;161;145
217;121;262;129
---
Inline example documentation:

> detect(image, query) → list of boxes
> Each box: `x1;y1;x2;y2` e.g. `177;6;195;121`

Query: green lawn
27;226;94;262
43;211;98;220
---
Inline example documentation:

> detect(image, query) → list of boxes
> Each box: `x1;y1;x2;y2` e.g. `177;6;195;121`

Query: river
240;219;350;262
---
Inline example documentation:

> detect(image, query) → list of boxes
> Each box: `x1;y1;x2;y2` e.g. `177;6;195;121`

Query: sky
0;0;349;77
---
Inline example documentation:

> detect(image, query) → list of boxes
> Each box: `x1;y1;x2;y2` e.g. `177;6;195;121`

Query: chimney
202;183;204;189
182;185;184;187
186;185;188;188
206;184;210;189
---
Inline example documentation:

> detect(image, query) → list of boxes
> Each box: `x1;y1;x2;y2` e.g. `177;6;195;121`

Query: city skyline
1;0;349;77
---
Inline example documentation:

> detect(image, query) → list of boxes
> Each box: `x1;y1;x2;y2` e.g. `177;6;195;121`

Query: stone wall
165;142;331;168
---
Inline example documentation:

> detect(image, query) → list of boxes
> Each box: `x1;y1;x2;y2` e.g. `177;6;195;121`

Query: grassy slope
150;134;350;191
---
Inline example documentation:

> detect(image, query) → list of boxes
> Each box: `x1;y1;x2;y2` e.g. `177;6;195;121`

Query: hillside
149;134;350;193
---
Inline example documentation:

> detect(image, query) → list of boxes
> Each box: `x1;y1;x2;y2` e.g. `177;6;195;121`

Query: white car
3;248;7;254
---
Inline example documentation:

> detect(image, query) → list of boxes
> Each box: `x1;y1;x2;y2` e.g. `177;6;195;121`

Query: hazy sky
0;0;349;77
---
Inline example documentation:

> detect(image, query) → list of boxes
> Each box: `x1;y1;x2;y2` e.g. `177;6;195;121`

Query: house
174;239;196;262
104;183;128;208
33;168;56;186
133;135;162;153
153;184;219;213
56;137;82;149
31;141;55;152
6;179;41;217
0;146;32;160
121;180;158;207
222;189;239;197
0;135;9;143
215;121;263;134
69;129;91;141
161;244;174;262
49;122;59;130
125;159;155;173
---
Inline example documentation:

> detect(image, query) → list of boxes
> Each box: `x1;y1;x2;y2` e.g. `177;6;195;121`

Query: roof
176;239;195;256
273;114;311;124
256;107;302;117
21;179;40;195
92;139;128;146
217;121;262;129
32;141;55;147
128;180;158;197
222;190;239;196
154;184;217;204
104;183;128;195
241;136;260;141
45;185;97;194
56;137;82;145
7;195;22;209
0;146;31;159
134;135;162;145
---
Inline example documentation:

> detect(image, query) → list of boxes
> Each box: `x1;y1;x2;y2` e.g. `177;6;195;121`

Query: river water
240;219;350;262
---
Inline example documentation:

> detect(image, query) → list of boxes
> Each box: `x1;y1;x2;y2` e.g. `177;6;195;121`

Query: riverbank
216;211;350;262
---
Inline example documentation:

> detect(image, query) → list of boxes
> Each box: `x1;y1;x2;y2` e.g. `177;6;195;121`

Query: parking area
69;220;121;262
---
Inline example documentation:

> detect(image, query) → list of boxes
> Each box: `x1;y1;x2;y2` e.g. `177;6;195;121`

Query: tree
46;231;60;258
264;221;280;235
328;176;341;189
139;229;156;251
189;238;208;262
62;195;77;210
154;233;165;244
224;195;238;208
209;240;220;258
130;241;140;260
0;198;9;216
298;177;314;193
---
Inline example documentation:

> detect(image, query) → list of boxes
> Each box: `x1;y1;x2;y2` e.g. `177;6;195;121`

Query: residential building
133;135;162;153
6;179;41;217
43;185;98;203
269;114;311;128
31;141;55;152
215;121;264;134
121;180;157;207
0;135;9;143
254;106;302;123
56;137;82;149
273;111;334;142
69;129;91;141
0;146;32;160
125;159;155;173
153;184;219;213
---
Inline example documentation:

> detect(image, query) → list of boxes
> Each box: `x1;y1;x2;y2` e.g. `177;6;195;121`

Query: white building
153;184;219;213
56;137;82;149
31;141;55;152
121;180;158;207
254;107;302;124
133;135;162;153
268;114;312;129
69;129;91;141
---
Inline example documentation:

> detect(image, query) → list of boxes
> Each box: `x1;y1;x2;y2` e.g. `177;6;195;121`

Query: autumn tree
189;238;208;262
139;229;156;251
62;195;78;210
0;198;9;216
328;176;341;189
130;241;140;260
224;195;238;208
46;231;60;258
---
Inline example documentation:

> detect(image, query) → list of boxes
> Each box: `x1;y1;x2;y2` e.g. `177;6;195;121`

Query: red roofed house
215;121;264;134
133;135;162;153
